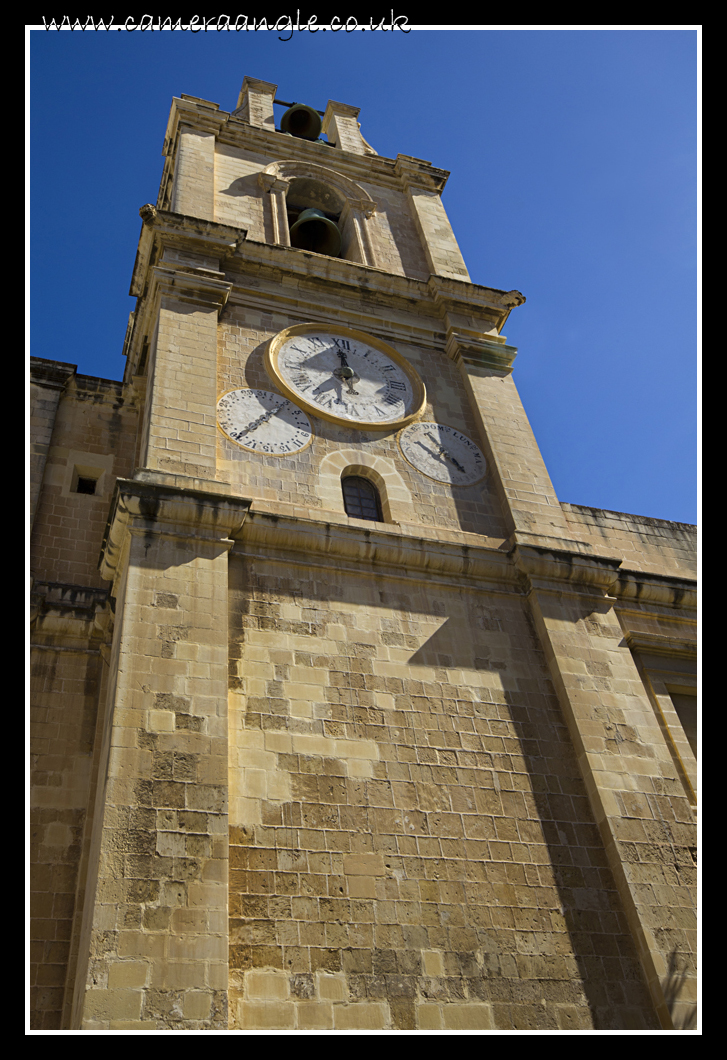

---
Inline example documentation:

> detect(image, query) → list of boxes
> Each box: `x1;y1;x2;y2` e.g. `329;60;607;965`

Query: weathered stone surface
29;76;696;1032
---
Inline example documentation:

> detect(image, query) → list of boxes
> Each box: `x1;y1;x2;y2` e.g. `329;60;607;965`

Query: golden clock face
264;323;426;430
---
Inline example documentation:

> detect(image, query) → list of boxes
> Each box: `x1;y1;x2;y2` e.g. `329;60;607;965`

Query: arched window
342;476;383;522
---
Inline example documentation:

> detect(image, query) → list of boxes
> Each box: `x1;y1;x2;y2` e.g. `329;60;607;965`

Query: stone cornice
429;275;526;350
512;539;697;610
30;580;110;644
99;477;252;583
100;480;521;591
614;569;697;610
237;510;521;589
446;333;519;375
129;210;525;353
131;207;246;297
149;264;233;312
163;93;432;193
220;112;390;179
220;241;522;349
95;475;699;611
394;154;450;193
623;629;697;660
30;358;76;390
427;275;526;314
162;95;228;157
513;542;623;596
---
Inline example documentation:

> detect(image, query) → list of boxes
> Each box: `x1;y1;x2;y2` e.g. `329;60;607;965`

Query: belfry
30;77;697;1030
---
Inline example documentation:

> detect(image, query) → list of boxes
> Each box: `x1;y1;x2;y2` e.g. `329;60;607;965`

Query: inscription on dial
277;332;415;425
398;422;486;486
216;389;313;455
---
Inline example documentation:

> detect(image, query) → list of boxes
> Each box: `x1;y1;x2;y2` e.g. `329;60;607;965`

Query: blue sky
29;26;698;523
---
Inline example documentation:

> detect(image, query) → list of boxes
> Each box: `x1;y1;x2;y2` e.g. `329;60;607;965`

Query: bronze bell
289;208;342;257
279;103;322;141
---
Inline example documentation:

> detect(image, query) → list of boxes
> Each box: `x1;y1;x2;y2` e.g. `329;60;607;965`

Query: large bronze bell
279;103;323;141
289;208;342;257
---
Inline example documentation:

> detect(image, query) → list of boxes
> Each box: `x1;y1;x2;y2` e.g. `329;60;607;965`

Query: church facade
30;77;697;1031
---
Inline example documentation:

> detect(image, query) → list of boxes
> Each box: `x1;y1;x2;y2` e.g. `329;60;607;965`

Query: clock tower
31;77;696;1031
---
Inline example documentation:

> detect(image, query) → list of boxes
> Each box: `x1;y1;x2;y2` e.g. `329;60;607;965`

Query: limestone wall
561;504;697;579
226;550;658;1030
30;371;138;588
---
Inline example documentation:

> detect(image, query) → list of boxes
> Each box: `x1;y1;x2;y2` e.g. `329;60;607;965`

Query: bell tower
45;76;696;1031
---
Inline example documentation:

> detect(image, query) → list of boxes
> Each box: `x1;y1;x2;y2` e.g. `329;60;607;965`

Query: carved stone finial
139;204;157;225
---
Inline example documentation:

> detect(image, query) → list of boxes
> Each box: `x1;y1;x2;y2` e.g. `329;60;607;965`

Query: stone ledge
30;357;77;389
99;477;252;582
238;508;520;588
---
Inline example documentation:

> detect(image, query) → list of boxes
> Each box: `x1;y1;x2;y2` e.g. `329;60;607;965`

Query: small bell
279;104;323;141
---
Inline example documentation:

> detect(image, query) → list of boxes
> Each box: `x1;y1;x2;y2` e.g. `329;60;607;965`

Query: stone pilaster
258;172;291;245
170;104;224;221
454;351;576;543
73;479;250;1029
395;155;470;281
234;77;277;131
339;197;378;266
29;359;75;528
515;546;697;1029
140;266;232;480
322;100;367;155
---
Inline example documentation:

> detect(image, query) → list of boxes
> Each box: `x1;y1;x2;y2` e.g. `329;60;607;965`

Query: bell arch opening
286;177;345;257
261;161;378;266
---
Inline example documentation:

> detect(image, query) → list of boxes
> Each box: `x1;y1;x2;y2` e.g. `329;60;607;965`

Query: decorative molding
446;332;518;374
257;172;291;194
238;509;520;589
614;569;697;610
99;477;252;582
394;153;449;193
130;208;246;297
149;264;233;314
316;449;413;524
30;358;76;390
262;158;375;207
624;629;697;660
30;581;110;644
513;542;623;595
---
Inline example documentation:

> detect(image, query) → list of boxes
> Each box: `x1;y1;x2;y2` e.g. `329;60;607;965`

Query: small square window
75;477;97;495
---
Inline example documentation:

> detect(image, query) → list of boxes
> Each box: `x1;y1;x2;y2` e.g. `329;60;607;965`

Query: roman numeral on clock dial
265;325;426;431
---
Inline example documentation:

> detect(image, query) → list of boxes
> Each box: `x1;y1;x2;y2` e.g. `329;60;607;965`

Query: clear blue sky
29;26;698;524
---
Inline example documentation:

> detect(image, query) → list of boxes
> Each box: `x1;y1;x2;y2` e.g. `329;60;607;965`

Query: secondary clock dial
398;422;487;486
265;324;426;430
216;388;313;455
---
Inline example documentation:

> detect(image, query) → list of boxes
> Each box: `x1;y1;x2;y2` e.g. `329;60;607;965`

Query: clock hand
333;363;360;396
425;433;466;473
415;440;444;460
447;454;466;473
242;402;284;432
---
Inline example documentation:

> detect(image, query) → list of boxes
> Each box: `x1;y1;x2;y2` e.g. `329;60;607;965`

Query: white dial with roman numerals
264;324;426;430
217;388;313;455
